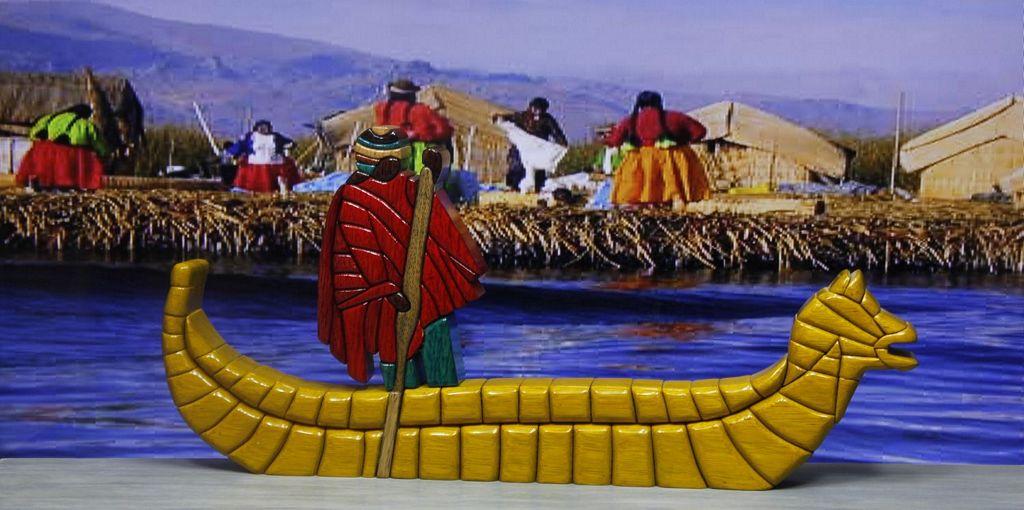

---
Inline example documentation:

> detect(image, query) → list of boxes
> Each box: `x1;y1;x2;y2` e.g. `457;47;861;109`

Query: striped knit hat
352;126;413;175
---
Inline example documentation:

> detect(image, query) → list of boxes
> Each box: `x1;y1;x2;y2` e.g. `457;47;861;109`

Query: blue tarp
293;169;480;204
293;172;351;194
777;180;914;199
777;180;879;196
586;179;614;209
585;178;910;209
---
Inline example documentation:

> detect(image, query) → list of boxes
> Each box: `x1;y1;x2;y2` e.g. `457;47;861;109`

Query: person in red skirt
17;104;108;191
228;120;301;193
605;91;710;207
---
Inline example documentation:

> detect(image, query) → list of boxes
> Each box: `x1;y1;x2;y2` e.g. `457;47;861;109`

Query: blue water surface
0;262;1021;464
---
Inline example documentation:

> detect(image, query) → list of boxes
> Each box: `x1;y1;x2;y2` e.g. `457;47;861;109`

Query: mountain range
0;1;964;141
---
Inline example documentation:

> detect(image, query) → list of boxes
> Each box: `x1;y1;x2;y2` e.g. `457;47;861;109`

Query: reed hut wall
687;101;850;190
0;136;32;175
320;84;513;180
693;141;816;190
901;96;1024;200
916;139;1024;199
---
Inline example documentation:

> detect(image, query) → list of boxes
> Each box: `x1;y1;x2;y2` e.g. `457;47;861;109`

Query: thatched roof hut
0;70;145;152
687;101;852;189
900;95;1023;200
320;84;513;184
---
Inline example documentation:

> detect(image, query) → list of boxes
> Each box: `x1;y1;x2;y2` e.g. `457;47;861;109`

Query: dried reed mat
477;191;546;208
681;197;816;216
0;190;327;257
1;190;1022;273
102;176;223;191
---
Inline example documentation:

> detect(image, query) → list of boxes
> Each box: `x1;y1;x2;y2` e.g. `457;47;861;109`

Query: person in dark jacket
217;140;239;188
494;97;568;192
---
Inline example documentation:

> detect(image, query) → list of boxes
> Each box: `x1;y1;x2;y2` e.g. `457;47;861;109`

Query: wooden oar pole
376;166;435;478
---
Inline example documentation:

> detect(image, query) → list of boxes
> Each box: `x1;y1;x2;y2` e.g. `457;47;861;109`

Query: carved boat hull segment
460;425;499;481
163;261;916;490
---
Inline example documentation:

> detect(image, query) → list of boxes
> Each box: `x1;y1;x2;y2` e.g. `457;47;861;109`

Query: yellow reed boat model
162;259;916;490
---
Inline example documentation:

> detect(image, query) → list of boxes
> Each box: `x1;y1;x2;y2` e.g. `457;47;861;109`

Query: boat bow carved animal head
789;270;917;383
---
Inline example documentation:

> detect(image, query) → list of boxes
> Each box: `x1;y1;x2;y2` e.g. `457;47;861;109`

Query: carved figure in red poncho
317;126;486;389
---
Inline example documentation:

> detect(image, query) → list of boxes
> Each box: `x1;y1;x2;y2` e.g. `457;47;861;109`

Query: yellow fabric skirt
611;146;710;205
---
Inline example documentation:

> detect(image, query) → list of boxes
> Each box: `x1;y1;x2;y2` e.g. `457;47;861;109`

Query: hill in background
0;1;962;141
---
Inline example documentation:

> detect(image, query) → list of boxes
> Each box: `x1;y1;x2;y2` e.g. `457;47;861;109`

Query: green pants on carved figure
381;316;464;390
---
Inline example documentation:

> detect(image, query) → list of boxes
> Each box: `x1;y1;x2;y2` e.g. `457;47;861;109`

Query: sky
88;0;1023;109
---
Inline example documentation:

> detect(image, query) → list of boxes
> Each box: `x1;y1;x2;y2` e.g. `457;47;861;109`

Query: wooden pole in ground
192;102;221;156
451;134;460;171
376;165;435;478
465;125;477;172
344;122;363;171
167;139;175;175
889;91;904;196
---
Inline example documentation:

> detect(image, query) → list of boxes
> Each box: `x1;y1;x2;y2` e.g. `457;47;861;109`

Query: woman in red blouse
605;91;711;206
374;79;454;174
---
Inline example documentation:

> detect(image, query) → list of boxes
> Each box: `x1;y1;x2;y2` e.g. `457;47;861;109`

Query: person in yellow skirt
604;91;710;206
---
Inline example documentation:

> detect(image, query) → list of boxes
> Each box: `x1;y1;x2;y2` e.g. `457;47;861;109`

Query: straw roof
320;84;514;176
688;101;850;178
321;84;514;142
0;71;144;147
900;95;1023;173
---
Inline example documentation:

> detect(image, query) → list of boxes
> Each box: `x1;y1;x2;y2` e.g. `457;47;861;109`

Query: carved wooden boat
162;259;916;489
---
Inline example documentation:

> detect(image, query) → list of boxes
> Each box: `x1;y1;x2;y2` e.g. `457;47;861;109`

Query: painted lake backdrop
1;261;1021;464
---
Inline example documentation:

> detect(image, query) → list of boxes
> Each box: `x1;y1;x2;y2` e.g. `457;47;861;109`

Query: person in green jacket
18;104;108;190
29;104;108;156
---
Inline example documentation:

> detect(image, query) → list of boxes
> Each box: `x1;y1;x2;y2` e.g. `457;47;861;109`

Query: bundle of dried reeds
1;190;1021;273
461;203;1024;273
0;191;328;257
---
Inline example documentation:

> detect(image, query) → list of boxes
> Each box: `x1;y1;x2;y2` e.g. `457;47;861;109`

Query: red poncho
317;173;486;382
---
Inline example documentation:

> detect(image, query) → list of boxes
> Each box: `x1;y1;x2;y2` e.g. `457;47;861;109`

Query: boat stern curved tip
165;259;210;317
170;259;210;288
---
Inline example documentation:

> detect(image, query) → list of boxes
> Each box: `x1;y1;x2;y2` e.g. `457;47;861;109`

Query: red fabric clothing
605;108;707;147
318;173;487;383
233;158;302;192
16;140;104;190
374;100;454;143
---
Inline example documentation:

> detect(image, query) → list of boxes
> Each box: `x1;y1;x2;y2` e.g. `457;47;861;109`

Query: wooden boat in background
162;259;916;490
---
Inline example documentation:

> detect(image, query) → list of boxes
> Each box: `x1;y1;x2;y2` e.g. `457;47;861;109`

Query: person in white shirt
228;120;301;192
